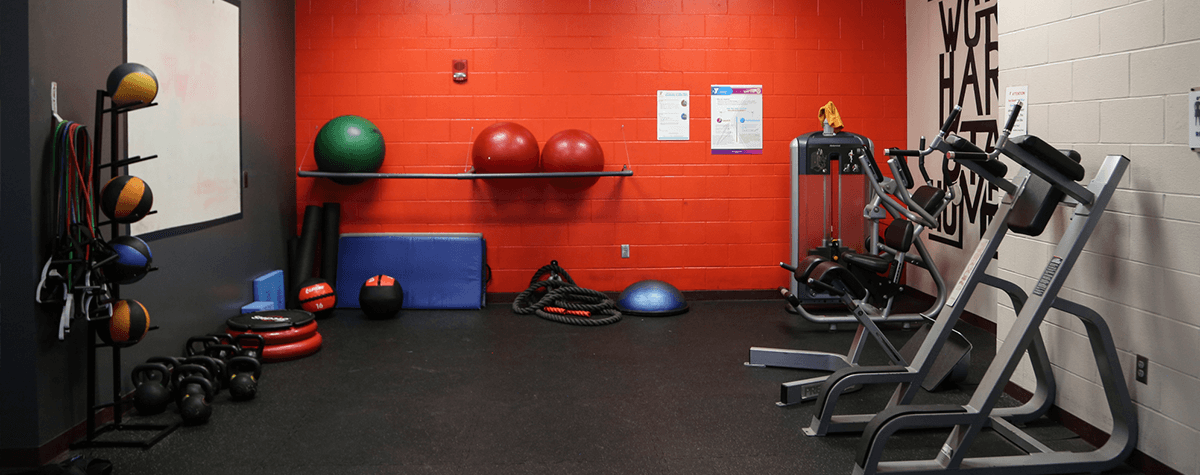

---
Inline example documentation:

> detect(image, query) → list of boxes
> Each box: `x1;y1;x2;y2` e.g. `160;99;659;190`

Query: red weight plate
262;332;323;363
226;320;318;345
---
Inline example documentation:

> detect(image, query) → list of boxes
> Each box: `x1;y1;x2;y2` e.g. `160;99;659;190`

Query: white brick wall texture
911;0;1200;471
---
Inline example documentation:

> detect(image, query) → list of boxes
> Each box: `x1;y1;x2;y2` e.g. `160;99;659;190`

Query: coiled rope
511;261;622;326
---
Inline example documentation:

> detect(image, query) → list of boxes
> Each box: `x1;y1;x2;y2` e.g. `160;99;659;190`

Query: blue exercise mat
336;233;486;310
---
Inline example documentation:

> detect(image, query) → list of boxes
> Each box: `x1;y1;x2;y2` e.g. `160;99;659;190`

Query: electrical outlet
1135;355;1148;384
621;244;630;258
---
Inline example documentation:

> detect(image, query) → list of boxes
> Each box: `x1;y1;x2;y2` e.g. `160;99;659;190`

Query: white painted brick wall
1046;101;1100;142
1046;15;1100;62
1129;41;1200;96
914;0;1200;471
1099;96;1164;143
1163;0;1200;44
1099;0;1164;54
1072;0;1132;17
1071;54;1129;101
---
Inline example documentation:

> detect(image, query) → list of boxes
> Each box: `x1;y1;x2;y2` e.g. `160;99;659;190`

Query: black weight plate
226;309;316;332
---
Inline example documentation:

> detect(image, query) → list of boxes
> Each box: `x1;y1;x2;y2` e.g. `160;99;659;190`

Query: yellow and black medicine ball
99;299;150;347
101;175;154;223
106;63;158;107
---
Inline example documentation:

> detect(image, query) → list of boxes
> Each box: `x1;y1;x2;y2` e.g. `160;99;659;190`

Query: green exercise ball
313;115;385;185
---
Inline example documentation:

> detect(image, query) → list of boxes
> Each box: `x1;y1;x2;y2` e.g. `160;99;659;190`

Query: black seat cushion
809;261;868;301
1010;135;1085;181
909;186;945;217
840;252;890;274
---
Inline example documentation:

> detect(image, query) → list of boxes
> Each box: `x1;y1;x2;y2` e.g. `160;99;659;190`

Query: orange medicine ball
100;299;150;347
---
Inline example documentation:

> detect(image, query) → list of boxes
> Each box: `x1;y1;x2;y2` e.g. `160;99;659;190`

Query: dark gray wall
0;0;294;459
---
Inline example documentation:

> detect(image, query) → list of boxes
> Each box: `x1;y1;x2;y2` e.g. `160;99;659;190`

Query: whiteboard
126;0;241;237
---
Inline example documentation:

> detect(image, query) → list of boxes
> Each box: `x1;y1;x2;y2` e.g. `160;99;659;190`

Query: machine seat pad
910;186;946;216
857;404;969;467
815;365;908;418
809;261;868;301
945;134;1008;177
1011;135;1085;181
840;252;891;274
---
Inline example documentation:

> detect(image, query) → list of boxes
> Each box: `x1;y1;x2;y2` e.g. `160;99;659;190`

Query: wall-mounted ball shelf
297;165;633;180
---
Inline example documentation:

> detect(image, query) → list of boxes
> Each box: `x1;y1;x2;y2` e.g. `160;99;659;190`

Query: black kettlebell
232;333;265;362
131;363;172;415
178;375;215;425
184;335;221;357
185;355;226;392
226;356;262;401
205;343;240;361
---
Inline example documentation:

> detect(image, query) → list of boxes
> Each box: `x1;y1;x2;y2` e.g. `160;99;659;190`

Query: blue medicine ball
616;279;689;317
106;236;153;284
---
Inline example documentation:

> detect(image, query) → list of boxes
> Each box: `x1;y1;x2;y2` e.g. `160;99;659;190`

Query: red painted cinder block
727;0;774;15
451;0;495;14
661;15;706;37
705;15;750;37
751;16;797;38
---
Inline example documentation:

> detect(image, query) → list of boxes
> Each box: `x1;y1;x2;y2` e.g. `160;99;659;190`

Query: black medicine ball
359;274;403;319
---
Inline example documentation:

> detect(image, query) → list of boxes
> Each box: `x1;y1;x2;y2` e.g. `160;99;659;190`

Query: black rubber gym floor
64;300;1140;474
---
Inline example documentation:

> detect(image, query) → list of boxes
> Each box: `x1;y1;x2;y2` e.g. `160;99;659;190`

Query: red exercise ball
471;122;540;174
541;129;604;189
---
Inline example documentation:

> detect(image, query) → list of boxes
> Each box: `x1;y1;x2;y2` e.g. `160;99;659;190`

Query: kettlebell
131;363;172;415
185;355;226;392
232;333;265;362
184;335;221;357
172;364;214;425
205;343;240;361
178;375;215;425
227;356;262;401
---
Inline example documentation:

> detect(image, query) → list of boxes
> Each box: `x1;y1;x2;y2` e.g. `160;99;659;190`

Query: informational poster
1005;86;1028;136
1190;88;1200;151
710;85;763;154
657;90;690;140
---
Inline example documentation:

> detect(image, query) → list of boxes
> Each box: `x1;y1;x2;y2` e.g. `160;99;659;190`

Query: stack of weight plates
226;310;322;363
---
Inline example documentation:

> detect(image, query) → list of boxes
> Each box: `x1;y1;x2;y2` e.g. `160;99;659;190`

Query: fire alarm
452;59;467;83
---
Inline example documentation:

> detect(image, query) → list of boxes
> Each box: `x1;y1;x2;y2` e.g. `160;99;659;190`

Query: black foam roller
291;205;323;308
321;202;341;285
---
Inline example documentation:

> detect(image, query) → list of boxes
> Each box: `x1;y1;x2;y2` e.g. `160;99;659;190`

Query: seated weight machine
802;104;1061;438
846;122;1136;475
747;117;965;405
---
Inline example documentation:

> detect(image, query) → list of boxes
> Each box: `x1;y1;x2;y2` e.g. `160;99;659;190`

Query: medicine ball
99;299;150;347
313;115;386;185
359;274;403;319
104;235;153;284
298;278;336;314
106;63;158;108
541;129;604;189
100;175;153;223
471;122;540;174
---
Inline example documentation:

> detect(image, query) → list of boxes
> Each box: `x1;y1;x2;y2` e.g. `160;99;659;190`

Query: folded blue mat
336;233;486;310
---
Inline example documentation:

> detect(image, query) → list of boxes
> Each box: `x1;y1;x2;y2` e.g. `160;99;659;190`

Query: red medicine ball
298;278;336;313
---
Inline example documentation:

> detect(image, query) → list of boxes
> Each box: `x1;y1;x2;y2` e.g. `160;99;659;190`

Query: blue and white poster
710;85;763;154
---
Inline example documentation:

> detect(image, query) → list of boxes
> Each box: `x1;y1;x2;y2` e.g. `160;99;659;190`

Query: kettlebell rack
71;90;176;449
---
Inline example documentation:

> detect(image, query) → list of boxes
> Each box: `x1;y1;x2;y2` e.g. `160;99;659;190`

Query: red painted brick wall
295;0;906;293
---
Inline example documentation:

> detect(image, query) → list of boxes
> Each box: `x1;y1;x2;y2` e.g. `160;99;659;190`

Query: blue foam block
253;270;285;311
241;301;274;314
336;233;486;310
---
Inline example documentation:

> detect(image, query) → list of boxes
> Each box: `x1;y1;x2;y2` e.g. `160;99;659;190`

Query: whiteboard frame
125;0;243;240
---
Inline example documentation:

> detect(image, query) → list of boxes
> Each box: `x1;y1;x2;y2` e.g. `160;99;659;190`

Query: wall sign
710;85;763;154
657;90;690;141
1190;87;1200;151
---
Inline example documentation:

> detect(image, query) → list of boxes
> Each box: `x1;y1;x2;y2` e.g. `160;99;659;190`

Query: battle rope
511;260;622;326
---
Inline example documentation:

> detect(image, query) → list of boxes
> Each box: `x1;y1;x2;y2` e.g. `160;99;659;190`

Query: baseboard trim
0;402;121;469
